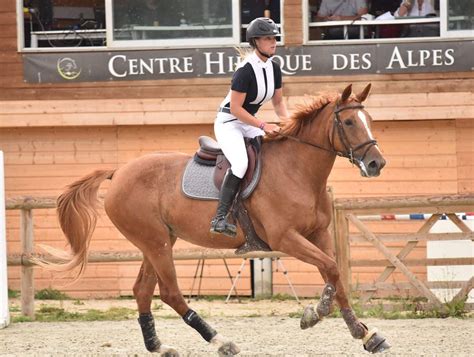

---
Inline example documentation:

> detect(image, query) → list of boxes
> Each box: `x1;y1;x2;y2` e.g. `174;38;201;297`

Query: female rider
210;17;290;237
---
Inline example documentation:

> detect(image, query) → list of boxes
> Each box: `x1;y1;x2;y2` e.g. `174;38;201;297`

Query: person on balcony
315;0;368;39
316;0;368;21
394;0;435;17
370;0;400;17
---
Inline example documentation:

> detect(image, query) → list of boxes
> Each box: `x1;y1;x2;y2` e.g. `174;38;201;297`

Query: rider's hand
262;123;281;134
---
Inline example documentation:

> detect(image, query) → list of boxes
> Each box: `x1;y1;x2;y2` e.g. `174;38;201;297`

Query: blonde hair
234;46;253;61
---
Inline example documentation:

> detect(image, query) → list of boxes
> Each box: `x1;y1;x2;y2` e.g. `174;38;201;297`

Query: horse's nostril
368;160;378;169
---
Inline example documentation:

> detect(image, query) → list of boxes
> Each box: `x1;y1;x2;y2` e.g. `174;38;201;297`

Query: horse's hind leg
142;239;240;356
133;257;163;353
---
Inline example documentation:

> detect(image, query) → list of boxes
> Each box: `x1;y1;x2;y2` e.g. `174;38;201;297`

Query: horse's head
330;84;386;177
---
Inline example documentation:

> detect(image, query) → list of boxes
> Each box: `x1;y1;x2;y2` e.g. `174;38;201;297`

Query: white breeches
214;112;264;179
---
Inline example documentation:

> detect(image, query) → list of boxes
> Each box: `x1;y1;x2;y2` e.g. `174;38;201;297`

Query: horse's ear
340;84;352;103
356;83;372;103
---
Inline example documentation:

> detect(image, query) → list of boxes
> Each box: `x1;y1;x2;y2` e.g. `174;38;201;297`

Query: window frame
106;0;240;49
17;0;284;52
303;0;473;45
440;0;474;38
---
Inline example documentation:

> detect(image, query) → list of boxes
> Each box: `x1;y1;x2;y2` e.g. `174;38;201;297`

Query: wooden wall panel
4;118;469;298
0;0;15;12
2;91;473;128
283;0;303;45
0;0;18;76
1;125;252;297
327;120;459;197
456;119;474;194
2;74;473;102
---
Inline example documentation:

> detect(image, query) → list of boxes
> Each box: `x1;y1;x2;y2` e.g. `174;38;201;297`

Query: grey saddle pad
181;158;261;200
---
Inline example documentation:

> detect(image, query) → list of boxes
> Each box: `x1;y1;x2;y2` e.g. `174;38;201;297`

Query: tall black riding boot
210;169;242;238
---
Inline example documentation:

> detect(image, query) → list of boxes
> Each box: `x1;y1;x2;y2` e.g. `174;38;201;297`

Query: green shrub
35;288;69;300
8;289;19;298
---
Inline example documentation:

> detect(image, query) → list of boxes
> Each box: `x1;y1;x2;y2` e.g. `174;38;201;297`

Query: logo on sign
57;57;81;80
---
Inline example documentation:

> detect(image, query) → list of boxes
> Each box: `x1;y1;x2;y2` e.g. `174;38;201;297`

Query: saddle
194;136;261;193
181;136;270;254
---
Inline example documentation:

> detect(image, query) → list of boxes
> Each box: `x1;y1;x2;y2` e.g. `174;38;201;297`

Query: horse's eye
344;119;354;126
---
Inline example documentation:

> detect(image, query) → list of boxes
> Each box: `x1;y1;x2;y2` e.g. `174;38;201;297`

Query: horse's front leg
276;229;390;354
314;229;390;353
274;229;340;327
309;230;352;319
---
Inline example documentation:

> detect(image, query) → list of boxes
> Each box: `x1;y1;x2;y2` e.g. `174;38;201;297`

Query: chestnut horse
37;84;389;355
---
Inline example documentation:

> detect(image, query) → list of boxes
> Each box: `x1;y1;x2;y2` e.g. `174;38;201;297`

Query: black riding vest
219;53;282;116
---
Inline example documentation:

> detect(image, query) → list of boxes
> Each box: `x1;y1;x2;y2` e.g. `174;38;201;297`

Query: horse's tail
32;169;115;283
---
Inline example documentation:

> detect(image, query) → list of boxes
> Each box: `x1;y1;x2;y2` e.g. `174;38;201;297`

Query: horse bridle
277;102;378;166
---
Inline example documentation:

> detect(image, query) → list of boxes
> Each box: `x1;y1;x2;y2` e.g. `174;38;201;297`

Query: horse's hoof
316;283;336;317
218;341;241;356
300;304;321;330
161;351;180;357
159;345;180;357
363;329;391;354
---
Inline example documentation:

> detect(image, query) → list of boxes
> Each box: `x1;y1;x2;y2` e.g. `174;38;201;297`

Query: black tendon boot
210;169;242;237
138;313;161;352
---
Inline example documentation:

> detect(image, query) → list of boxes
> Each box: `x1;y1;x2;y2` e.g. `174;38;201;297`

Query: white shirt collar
250;52;273;69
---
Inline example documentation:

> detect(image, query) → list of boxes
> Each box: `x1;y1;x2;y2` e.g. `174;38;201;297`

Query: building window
111;0;234;47
305;0;473;42
240;0;281;42
19;0;282;51
22;0;106;48
441;0;474;37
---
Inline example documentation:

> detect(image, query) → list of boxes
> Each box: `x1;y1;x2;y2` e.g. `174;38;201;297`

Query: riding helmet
246;17;280;43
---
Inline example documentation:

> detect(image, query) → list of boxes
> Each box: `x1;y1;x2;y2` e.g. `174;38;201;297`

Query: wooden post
452;277;474;303
20;209;34;319
253;258;273;298
446;213;472;234
334;209;351;296
327;187;336;247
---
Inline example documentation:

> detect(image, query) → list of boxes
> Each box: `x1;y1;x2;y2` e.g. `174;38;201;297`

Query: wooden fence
6;194;474;317
334;195;474;309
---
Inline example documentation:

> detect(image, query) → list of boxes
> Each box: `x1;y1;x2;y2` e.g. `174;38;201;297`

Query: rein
276;103;378;165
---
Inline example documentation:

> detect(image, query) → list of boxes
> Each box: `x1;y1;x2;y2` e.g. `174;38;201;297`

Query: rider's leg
210;168;242;237
211;119;248;237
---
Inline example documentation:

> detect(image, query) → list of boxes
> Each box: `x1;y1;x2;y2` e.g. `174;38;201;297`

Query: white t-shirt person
394;0;435;17
317;0;368;21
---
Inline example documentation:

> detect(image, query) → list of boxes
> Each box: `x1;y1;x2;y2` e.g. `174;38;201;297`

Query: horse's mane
267;92;355;141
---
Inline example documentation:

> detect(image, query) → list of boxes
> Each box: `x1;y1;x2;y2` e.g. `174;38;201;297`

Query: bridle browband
276;102;378;166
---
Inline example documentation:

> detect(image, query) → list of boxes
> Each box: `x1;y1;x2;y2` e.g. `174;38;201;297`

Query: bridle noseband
277;102;378;166
332;103;378;165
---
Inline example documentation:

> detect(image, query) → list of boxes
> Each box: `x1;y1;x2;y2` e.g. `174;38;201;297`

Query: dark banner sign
23;40;473;83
